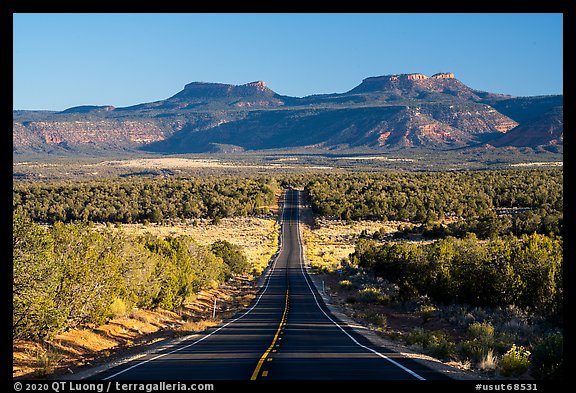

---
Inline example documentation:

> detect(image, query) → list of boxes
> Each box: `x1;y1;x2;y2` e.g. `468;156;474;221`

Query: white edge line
102;195;287;380
294;191;426;381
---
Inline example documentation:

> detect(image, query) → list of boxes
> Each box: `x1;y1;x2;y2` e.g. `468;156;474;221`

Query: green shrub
361;312;387;328
418;305;438;322
500;345;531;377
357;287;390;304
461;338;496;363
210;240;249;277
404;327;429;347
350;231;563;311
108;297;129;318
427;334;457;360
468;321;495;339
339;279;354;289
405;328;456;360
13;212;62;341
13;216;236;343
145;235;227;310
530;332;563;380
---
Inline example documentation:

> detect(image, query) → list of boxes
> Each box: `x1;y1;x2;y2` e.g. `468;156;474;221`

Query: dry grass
175;319;221;336
335;156;416;162
479;350;499;371
300;218;403;271
13;309;183;378
23;344;64;377
98;216;279;275
90;158;332;171
97;158;246;169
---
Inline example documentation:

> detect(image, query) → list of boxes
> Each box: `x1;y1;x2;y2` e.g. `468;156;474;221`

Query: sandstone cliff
488;107;563;148
13;72;560;155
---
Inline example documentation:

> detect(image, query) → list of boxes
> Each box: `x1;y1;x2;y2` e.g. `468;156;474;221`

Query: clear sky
13;13;563;111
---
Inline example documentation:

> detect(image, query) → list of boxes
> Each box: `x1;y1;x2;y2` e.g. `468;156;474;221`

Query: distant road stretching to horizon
89;189;450;380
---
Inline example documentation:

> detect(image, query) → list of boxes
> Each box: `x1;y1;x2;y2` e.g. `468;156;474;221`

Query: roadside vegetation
302;168;562;379
329;261;562;379
13;211;255;342
349;234;562;313
13;174;282;377
13;175;280;340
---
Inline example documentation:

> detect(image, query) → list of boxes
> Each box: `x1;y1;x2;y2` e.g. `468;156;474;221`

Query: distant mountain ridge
488;107;563;148
13;72;563;155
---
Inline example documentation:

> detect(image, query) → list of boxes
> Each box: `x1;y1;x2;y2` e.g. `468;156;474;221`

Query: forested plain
13;176;279;224
305;169;563;236
13;168;563;377
302;168;563;378
301;168;563;318
13;176;279;341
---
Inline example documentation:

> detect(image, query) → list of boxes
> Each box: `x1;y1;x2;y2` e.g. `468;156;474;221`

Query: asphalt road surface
91;189;450;381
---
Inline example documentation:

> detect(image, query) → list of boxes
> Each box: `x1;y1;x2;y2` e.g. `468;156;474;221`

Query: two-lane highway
90;189;449;380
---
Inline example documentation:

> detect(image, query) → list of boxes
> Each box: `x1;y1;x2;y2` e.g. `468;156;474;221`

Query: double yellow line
250;287;290;380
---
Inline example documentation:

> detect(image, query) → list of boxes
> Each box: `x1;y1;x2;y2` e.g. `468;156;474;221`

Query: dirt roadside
13;275;257;380
296;202;490;380
305;270;486;380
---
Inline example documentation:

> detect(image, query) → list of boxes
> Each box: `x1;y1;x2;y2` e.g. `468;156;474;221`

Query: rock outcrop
173;80;276;99
346;72;482;101
60;105;116;114
163;80;285;109
357;72;454;85
406;73;428;80
431;72;455;79
13;119;184;154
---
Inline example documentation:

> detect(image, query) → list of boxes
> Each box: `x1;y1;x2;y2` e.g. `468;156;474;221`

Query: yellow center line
250;287;289;380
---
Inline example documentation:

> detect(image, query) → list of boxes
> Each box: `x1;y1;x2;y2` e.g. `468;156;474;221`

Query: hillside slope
13;72;562;155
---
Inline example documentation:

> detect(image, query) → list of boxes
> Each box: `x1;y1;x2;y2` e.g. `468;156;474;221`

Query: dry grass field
300;217;412;271
97;216;279;275
13;156;335;179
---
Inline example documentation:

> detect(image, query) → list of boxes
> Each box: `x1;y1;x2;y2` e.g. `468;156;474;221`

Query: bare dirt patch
97;158;247;169
510;161;563;167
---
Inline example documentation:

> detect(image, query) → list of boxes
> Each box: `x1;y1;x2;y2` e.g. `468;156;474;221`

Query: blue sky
13;13;563;111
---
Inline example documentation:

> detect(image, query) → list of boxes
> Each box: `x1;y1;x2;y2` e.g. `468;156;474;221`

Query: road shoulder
294;204;489;382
